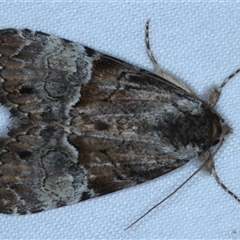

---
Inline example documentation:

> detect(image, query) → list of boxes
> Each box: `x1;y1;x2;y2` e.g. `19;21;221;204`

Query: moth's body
0;28;231;214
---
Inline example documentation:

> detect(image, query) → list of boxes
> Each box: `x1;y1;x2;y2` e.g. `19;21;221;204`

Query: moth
0;21;239;217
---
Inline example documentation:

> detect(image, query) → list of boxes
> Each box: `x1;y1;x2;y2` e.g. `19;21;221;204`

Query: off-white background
0;1;240;239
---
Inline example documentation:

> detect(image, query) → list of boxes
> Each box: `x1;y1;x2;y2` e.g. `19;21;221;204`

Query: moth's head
202;108;232;151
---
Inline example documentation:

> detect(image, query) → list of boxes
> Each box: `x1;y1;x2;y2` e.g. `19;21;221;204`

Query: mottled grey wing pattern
0;29;220;214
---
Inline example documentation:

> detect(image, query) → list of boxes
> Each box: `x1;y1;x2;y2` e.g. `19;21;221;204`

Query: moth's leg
200;150;214;174
207;68;240;107
145;20;195;95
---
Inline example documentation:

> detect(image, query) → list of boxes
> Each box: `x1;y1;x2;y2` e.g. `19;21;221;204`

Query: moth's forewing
0;29;223;214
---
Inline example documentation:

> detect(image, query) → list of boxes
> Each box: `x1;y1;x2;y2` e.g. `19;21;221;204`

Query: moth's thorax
165;103;226;152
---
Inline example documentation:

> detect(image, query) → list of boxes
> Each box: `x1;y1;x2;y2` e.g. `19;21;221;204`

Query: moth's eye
212;139;220;146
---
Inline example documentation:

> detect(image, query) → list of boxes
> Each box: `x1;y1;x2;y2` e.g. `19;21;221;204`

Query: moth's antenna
124;161;207;231
208;67;240;107
212;165;240;203
124;137;230;231
145;20;195;95
125;135;240;231
145;19;160;73
219;68;240;92
207;67;240;200
205;137;240;203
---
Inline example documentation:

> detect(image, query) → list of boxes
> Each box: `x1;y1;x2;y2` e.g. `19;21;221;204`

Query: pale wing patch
0;105;15;137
